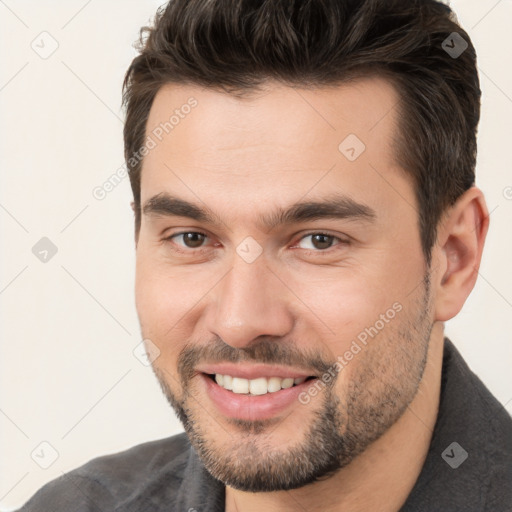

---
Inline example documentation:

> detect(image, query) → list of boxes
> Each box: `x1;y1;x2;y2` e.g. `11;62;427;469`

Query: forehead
140;77;411;225
144;76;400;157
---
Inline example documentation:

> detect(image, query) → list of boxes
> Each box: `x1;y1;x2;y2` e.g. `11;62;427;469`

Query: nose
204;255;295;349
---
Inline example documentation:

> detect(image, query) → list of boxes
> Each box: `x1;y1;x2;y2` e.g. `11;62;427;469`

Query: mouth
205;373;317;396
196;364;320;421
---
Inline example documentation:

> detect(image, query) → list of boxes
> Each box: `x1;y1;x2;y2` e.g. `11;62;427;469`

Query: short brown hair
122;0;480;263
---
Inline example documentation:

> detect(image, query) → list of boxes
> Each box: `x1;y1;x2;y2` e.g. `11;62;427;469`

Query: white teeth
213;374;309;395
281;378;294;389
249;377;268;395
267;377;282;393
231;377;249;394
223;374;233;390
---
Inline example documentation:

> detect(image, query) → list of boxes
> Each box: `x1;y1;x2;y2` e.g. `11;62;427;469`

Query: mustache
178;336;333;384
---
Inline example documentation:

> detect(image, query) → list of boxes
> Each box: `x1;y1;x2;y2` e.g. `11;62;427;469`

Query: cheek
136;281;188;374
293;270;396;354
135;250;190;361
135;246;219;369
136;242;191;323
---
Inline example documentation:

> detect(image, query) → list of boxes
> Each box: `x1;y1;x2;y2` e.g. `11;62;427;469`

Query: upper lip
196;363;316;380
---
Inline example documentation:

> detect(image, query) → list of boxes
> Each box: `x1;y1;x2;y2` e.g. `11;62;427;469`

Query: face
135;77;434;491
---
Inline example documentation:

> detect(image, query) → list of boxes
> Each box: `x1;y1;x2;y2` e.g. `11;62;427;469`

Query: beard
149;271;433;492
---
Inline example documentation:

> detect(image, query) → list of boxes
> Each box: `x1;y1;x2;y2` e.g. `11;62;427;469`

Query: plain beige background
1;0;511;510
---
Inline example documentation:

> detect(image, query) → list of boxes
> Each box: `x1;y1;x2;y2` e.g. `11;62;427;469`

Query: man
19;0;512;510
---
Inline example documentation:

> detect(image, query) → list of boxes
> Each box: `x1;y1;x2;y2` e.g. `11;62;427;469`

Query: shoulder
468;365;512;510
17;432;191;512
439;339;512;508
402;339;512;511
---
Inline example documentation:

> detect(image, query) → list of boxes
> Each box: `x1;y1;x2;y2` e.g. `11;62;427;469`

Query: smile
197;365;320;421
209;374;312;395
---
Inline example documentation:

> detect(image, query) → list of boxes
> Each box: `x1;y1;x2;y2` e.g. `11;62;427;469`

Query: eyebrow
142;192;376;230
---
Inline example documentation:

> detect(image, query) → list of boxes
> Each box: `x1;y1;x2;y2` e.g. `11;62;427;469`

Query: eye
166;231;209;249
163;230;349;256
296;232;347;251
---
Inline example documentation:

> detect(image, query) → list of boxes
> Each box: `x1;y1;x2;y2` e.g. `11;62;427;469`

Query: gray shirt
18;338;512;511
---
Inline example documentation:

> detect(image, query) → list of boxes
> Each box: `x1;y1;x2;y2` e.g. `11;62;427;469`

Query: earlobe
434;187;489;321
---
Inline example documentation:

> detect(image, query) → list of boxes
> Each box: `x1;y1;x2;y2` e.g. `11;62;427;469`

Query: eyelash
163;231;349;255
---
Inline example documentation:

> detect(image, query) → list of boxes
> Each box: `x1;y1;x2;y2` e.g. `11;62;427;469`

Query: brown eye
172;232;208;249
311;234;334;250
298;233;338;251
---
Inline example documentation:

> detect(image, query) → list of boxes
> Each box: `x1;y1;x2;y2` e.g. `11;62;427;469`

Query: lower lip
200;373;315;421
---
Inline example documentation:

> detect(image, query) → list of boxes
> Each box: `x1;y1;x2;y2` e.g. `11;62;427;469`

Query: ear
433;186;489;321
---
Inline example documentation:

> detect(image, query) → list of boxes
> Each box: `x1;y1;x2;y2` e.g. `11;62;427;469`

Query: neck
225;323;445;512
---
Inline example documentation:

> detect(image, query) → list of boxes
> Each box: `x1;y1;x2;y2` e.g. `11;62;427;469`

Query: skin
134;77;489;511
